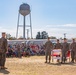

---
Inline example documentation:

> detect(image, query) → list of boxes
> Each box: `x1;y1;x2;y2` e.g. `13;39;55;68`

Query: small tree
36;32;41;39
36;31;48;39
41;31;48;39
50;36;56;39
6;34;11;39
6;33;16;40
9;37;16;40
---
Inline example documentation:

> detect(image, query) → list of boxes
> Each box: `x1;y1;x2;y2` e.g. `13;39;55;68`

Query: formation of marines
44;37;76;64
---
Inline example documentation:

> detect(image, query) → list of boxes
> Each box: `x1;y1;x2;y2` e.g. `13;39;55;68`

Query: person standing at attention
44;37;53;63
0;32;7;69
54;39;62;62
61;38;69;63
70;39;76;63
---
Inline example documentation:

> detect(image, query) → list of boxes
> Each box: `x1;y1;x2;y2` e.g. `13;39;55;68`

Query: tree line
6;31;57;40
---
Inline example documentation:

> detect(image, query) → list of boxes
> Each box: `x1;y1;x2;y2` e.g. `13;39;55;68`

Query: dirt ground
0;56;76;75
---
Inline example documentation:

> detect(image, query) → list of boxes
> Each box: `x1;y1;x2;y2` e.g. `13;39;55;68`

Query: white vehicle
7;39;72;45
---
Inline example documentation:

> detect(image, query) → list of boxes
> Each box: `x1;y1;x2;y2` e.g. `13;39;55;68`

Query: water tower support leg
16;13;20;39
30;13;33;39
23;16;26;39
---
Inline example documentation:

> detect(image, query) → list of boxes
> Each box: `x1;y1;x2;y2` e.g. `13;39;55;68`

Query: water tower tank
19;3;30;16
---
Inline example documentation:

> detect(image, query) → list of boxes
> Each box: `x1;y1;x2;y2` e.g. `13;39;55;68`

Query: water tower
16;3;32;39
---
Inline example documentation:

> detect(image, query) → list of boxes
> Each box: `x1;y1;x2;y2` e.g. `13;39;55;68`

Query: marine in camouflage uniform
54;39;62;62
0;32;7;69
44;37;53;63
61;38;69;63
17;44;21;58
54;39;62;49
70;39;76;63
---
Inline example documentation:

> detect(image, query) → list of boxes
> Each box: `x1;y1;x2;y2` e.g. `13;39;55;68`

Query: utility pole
64;33;66;38
27;29;29;39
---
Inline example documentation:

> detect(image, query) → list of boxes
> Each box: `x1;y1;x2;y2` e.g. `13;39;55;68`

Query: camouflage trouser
18;51;21;57
71;50;76;62
45;50;51;62
0;53;6;66
62;50;67;62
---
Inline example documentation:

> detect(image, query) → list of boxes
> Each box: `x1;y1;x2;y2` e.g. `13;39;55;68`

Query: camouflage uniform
62;42;69;63
70;42;76;62
17;45;21;58
54;43;62;62
0;37;7;67
45;41;53;63
54;43;62;49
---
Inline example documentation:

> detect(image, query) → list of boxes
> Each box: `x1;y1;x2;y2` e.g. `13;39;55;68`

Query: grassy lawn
0;56;76;75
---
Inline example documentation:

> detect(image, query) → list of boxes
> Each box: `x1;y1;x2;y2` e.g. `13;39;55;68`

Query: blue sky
0;0;76;38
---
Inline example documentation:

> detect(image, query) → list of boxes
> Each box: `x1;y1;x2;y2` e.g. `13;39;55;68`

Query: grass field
0;56;76;75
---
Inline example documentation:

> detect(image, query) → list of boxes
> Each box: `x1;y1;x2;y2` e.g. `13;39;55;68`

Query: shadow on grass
0;69;10;74
47;63;61;66
46;62;76;66
61;62;76;66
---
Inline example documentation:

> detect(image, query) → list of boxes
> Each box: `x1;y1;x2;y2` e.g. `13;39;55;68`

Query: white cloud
46;24;76;28
32;24;76;39
32;27;76;39
63;24;76;27
0;23;76;39
0;27;16;37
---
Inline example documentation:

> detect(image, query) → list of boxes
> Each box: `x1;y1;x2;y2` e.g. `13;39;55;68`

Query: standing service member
61;38;69;63
0;32;7;69
54;39;62;62
44;37;53;63
70;39;76;63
